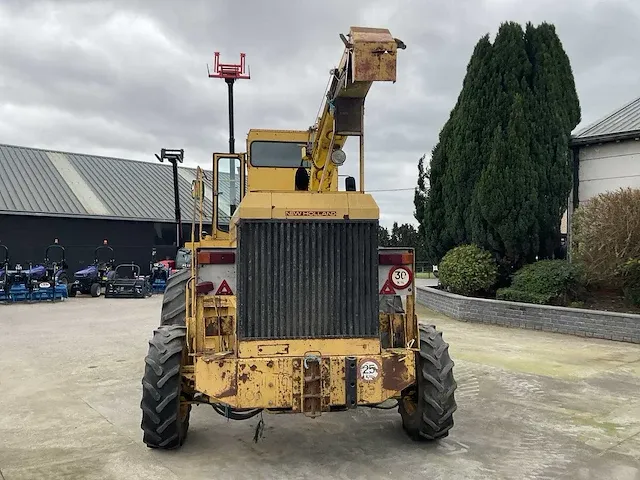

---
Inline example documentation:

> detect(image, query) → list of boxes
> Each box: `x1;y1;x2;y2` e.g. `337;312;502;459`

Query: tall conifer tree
525;22;581;258
415;20;580;268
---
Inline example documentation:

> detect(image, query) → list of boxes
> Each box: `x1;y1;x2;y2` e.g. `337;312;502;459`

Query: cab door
212;153;246;238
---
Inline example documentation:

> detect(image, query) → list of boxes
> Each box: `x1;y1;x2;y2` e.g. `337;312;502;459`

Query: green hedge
438;244;498;296
495;288;552;305
497;259;582;306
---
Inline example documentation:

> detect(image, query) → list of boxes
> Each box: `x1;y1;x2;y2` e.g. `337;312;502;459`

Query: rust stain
382;355;411;392
239;372;249;384
292;392;301;412
266;360;274;368
239;363;246;370
217;376;237;398
218;361;224;368
249;365;257;372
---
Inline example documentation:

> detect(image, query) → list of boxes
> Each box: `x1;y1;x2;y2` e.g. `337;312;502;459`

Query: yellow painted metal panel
234;191;272;220
271;192;350;219
238;338;381;357
347;193;379;219
194;349;416;410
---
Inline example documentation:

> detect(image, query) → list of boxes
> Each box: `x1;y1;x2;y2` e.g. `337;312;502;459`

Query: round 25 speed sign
389;266;412;290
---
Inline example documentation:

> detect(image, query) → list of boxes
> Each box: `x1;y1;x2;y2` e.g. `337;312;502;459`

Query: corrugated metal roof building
571;95;640;146
567;94;640;255
0;143;234;272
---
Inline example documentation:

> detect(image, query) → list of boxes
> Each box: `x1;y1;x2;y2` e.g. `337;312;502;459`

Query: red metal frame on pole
208;52;250;80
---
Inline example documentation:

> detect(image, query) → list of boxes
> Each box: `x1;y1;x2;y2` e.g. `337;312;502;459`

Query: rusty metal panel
194;352;415;410
237;219;379;339
350;27;397;83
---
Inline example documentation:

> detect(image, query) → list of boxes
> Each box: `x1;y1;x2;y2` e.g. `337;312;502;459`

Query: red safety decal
215;279;233;295
379;279;396;295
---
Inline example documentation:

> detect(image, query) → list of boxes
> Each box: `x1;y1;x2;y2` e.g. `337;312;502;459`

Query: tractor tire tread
399;324;457;442
160;268;190;327
140;325;189;449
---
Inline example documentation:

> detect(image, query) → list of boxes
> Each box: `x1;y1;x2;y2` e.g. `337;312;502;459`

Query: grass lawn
415;271;435;279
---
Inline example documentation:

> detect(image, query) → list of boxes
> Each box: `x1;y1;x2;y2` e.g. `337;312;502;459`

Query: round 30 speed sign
389;266;412;290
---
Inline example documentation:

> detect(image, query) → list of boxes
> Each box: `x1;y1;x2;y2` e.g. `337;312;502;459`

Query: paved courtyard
0;296;639;479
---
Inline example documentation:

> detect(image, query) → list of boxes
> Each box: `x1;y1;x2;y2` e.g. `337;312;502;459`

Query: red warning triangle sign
379;279;396;295
215;279;233;295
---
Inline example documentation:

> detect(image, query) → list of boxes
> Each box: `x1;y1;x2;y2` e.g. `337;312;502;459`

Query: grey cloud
1;0;639;228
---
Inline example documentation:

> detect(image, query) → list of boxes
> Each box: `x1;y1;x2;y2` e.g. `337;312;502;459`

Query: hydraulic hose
211;404;263;420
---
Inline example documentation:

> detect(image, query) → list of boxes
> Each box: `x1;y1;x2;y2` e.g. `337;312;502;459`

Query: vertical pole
172;160;183;247
226;78;236;154
359;104;365;192
226;78;237;215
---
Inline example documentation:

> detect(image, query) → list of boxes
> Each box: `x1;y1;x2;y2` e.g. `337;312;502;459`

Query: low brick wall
416;286;640;344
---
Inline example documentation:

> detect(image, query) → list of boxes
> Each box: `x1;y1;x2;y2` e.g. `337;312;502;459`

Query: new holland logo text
285;210;338;217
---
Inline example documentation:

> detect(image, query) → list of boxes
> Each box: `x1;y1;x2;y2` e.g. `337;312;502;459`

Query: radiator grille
237;220;379;339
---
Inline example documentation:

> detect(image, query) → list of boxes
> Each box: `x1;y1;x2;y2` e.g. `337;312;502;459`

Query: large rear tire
160;268;189;327
140;325;191;449
399;324;457;441
140;267;192;449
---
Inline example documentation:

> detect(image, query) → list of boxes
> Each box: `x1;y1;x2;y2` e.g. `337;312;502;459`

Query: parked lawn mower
70;244;116;297
0;242;69;302
0;262;31;302
0;244;12;302
149;248;175;294
104;263;152;298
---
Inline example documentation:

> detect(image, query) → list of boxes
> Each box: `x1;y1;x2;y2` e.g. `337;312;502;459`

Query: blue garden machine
149;247;175;294
0;240;69;302
70;243;116;297
0;244;12;301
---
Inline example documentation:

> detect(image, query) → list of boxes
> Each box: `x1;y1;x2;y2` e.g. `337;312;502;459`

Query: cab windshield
250;141;310;168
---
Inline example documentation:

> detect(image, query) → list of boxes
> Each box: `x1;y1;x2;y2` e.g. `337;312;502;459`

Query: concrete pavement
0;297;639;479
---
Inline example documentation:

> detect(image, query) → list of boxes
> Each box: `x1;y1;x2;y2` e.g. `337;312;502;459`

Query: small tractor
140;26;457;449
70;243;116;297
33;239;70;300
0;244;11;301
149;248;177;294
1;240;70;302
104;263;152;298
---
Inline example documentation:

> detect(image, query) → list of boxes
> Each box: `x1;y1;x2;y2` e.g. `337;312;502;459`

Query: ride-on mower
70;243;116;297
34;240;71;299
1;240;70;302
0;244;11;301
140;27;456;450
149;248;177;294
104;263;152;298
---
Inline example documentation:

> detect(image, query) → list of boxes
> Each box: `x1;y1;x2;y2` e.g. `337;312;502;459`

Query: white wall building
567;95;640;253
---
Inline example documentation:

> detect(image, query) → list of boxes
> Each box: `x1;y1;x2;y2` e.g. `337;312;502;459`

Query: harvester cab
70;242;115;297
140;26;457;450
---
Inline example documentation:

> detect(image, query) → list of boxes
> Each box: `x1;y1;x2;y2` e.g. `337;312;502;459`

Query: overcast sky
1;0;639;228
